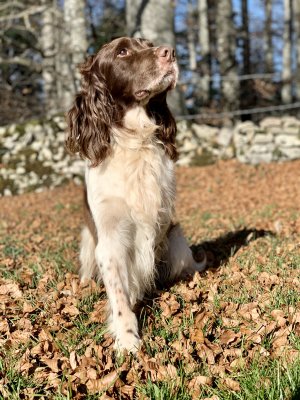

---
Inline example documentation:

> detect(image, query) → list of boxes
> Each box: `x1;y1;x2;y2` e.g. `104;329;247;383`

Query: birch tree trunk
187;1;197;72
126;0;140;36
41;1;57;115
216;0;239;112
264;0;273;73
126;0;185;115
293;0;300;101
198;0;210;105
281;0;292;104
61;0;88;110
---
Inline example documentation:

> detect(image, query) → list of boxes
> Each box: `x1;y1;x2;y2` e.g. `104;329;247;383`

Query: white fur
80;106;206;353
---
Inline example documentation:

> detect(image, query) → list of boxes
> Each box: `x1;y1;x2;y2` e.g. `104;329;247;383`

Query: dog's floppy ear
147;92;178;161
65;54;114;167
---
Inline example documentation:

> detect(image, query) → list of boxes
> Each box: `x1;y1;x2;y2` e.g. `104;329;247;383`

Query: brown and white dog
66;37;206;353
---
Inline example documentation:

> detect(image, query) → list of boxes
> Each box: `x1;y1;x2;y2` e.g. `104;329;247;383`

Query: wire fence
176;102;300;120
178;72;283;85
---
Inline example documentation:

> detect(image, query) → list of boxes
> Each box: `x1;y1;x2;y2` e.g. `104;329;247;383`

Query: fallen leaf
219;330;240;346
222;378;241;391
0;282;22;298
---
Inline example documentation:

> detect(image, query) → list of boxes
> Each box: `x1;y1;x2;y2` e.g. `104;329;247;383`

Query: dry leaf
69;350;78;370
222;378;241;391
0;283;22;298
62;304;80;316
219;330;239;346
40;357;60;373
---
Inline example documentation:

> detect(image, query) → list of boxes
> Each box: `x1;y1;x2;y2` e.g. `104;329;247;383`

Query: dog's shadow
137;227;274;329
151;227;274;293
191;227;274;270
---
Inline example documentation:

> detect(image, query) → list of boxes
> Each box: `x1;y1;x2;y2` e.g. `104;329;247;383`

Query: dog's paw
114;331;141;354
193;248;207;272
110;311;141;354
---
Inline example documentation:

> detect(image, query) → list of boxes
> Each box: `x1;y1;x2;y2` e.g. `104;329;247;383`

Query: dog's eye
118;48;128;57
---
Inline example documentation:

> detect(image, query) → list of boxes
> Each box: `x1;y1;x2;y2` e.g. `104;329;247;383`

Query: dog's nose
157;46;176;62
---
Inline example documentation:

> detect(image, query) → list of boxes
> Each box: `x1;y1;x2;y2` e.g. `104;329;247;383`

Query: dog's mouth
135;68;177;101
135;90;151;100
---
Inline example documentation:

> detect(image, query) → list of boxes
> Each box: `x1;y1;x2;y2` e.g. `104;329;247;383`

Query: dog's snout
157;46;176;62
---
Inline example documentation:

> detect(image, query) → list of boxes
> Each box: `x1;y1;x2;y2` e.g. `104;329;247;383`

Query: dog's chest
87;143;176;228
124;145;175;225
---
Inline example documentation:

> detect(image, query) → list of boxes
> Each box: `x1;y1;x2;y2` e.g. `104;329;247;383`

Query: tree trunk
293;0;300;101
240;0;251;118
241;0;250;77
41;1;57;115
197;0;210;105
126;0;185;116
61;0;88;111
216;0;239;113
187;1;197;72
264;0;273;73
126;0;141;37
281;0;292;104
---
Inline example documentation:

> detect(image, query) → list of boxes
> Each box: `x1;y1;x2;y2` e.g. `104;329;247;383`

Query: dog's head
66;37;178;166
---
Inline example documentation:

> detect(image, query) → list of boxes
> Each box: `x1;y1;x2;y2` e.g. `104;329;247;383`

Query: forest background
0;0;300;127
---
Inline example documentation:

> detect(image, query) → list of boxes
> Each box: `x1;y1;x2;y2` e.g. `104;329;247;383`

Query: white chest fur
85;107;176;233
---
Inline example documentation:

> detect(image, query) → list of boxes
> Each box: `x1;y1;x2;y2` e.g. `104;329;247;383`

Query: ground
0;159;300;399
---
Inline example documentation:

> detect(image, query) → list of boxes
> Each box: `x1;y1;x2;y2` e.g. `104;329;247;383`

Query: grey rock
282;116;300;128
284;126;300;135
192;124;218;141
177;155;193;166
4;188;12;196
8;124;16;135
16;166;26;174
41;148;53;160
252;133;273;145
0;127;6;136
32;141;42;151
249;152;273;164
248;143;275;154
217;127;233;147
260;117;282;128
280;147;300;159
220;146;234;159
53;116;67;130
275;135;300;147
180;139;198;153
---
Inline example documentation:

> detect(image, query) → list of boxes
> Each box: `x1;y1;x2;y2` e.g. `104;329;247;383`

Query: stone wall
1;115;300;195
177;116;300;166
0;116;84;196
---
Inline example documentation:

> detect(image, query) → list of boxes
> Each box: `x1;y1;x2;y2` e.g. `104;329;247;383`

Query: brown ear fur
65;55;114;167
147;93;178;161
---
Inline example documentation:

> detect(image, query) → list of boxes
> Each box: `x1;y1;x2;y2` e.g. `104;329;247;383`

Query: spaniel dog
66;37;206;353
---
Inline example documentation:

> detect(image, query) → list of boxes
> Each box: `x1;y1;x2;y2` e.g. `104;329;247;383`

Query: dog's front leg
91;198;141;353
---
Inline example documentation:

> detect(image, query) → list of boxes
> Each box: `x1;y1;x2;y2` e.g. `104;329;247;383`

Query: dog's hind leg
166;224;206;280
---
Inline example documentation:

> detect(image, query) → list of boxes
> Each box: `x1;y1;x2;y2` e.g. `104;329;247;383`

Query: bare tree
264;0;273;73
41;0;57;115
281;0;292;103
61;0;88;110
293;0;300;101
240;0;252;116
126;0;140;37
0;1;45;123
126;0;185;115
198;0;210;105
216;0;239;113
187;0;197;72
